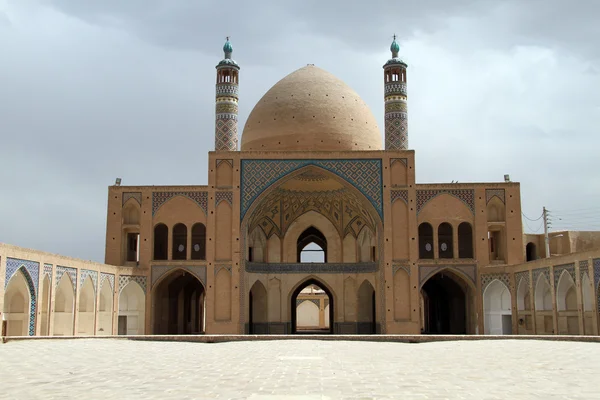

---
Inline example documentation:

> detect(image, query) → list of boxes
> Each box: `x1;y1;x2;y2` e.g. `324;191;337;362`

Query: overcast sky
1;0;599;263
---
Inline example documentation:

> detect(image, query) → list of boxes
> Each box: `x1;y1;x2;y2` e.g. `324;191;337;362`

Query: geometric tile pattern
594;258;600;290
215;191;233;206
5;258;38;336
5;258;39;294
485;189;505;204
152;191;208;216
79;269;98;293
100;273;115;291
215;61;239;152
416;189;475;214
122;192;142;206
240;159;383;220
532;267;550;287
296;299;320;307
579;260;589;281
385;105;408;150
481;273;511;293
55;266;77;290
43;264;53;281
390;189;408;204
118;275;147;294
215;112;238;151
515;271;530;290
553;263;575;288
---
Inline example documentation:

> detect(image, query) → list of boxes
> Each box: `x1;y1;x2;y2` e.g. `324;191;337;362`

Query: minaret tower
383;35;408;150
215;37;240;151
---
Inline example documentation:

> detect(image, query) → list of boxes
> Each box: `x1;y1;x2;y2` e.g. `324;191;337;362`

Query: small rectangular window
248;247;254;262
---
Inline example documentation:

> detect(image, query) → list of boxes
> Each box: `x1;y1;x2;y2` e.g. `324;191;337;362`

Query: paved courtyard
0;339;598;399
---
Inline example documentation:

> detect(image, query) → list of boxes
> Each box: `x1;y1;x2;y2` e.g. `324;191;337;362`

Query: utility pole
543;206;550;258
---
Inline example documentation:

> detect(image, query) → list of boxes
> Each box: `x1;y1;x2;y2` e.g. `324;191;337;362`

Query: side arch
2;267;35;336
483;279;512;335
289;277;335;334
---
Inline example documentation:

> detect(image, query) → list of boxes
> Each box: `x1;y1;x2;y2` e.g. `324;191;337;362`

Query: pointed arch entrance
2;268;34;336
291;278;334;334
421;270;473;334
153;269;205;334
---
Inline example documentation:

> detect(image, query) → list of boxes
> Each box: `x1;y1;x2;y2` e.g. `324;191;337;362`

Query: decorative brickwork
515;271;530;289
55;265;77;290
553;263;576;287
79;269;98;292
580;260;589;281
152;191;208;215
118;275;147;294
122;192;142;206
390;189;408;204
100;273;115;291
416;189;475;214
532;267;551;287
43;264;53;281
241;159;383;220
215;191;233;206
481;273;511;293
485;189;505;204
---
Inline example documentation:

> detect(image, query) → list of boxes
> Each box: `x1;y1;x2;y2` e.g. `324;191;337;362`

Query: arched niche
118;281;145;335
283;211;341;263
483;280;512;335
77;276;96;335
290;278;334;334
418;223;434;259
534;275;552;311
437;222;453;259
191;223;207;260
517;278;531;311
458;222;473;258
526;242;537;261
357;227;376;262
248;226;267;262
249;280;268;333
487;197;505;223
153;223;168;260
172;223;187;260
53;274;75;336
556;271;577;311
357;280;376;334
122;201;140;225
215;201;232;261
97;281;114;335
2;269;33;336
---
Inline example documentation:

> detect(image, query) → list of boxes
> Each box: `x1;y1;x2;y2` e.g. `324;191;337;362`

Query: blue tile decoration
118;275;147;294
553;263;575;288
55;266;77;290
481;273;511;293
100;273;115;291
43;264;53;282
5;258;39;336
240;159;383;220
80;269;98;292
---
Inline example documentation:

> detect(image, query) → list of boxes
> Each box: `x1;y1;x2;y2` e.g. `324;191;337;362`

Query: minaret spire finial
390;34;400;58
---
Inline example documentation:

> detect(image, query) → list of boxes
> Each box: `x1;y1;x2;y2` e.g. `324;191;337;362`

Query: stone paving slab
0;339;598;399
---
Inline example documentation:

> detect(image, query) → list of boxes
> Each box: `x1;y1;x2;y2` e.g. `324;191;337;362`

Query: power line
522;211;543;221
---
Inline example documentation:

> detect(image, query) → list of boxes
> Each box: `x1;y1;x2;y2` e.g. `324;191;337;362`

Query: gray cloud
1;1;599;262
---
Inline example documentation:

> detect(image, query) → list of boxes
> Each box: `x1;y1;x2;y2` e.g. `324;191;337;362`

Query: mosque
1;38;600;337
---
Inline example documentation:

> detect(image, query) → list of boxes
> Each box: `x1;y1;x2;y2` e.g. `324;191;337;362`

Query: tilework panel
416;189;475;214
5;258;38;336
152;191;208;216
485;189;506;204
118;275;147;294
481;273;511;293
390;189;408;204
55;266;77;290
215;112;238;151
100;273;115;291
553;263;576;287
246;262;378;274
122;192;142;206
515;271;530;289
385;108;408;150
43;264;53;281
79;269;98;292
5;258;39;294
579;260;589;281
532;267;550;287
215;191;233;206
151;266;207;287
392;265;410;276
418;265;477;287
240;159;383;220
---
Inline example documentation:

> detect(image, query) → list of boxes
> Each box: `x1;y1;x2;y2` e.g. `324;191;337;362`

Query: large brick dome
240;65;382;151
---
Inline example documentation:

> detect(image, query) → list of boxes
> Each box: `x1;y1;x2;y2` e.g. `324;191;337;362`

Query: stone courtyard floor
0;339;598;399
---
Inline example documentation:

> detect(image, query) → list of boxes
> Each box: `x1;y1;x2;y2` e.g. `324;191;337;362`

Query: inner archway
297;227;327;262
291;279;333;334
153;270;205;335
421;271;469;334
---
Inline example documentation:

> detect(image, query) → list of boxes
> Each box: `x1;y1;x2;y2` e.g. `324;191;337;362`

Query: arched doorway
421;271;471;334
2;269;33;336
77;276;96;335
153;270;205;334
291;279;333;334
526;242;537;261
118;281;145;335
357;280;376;334
248;280;268;334
483;280;512;335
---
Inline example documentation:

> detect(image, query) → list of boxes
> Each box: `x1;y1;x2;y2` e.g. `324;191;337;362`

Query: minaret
215;37;240;151
383;35;408;150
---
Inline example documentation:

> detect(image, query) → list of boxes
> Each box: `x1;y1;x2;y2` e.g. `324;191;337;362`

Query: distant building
2;39;599;337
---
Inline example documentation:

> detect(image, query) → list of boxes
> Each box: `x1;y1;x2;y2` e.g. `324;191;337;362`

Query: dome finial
223;36;233;59
390;34;400;58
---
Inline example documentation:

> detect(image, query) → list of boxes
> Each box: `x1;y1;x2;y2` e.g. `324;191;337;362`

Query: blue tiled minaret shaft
383;36;408;150
215;38;240;151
